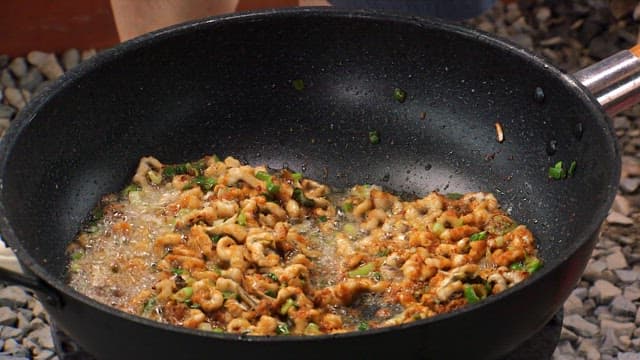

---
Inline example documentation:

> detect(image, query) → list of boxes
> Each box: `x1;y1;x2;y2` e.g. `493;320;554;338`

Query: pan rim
0;6;620;344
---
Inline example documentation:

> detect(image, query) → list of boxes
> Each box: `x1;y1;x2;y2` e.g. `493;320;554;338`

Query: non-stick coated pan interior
0;10;618;289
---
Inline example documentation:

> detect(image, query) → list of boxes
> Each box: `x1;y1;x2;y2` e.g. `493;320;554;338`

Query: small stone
8;58;27;78
572;287;589;300
617;235;635;245
620;335;632;349
4;88;26;110
33;80;52;97
620;177;640;193
0;287;30;308
555;340;576;356
18;67;44;92
62;48;80;71
606;250;629;270
27;327;53;349
624;286;640;301
563;314;600;337
0;55;9;68
559;326;578;342
613;194;633;215
602;328;623;355
615;269;638;283
563;294;585;316
535;6;552;22
601;319;636;338
606;211;633;225
0;307;17;327
34;349;55;360
632;337;640;351
81;49;97;61
614;116;631;129
0;69;16;88
0;325;24;340
0;118;10;137
21;336;39;352
577;338;601;360
28;318;46;331
623;156;640;177
610;0;637;19
0;105;15;119
27;51;63;80
28;300;47;322
583;259;608;281
612;296;637;317
590;279;622;303
620;353;640;360
595;305;613;320
3;338;29;357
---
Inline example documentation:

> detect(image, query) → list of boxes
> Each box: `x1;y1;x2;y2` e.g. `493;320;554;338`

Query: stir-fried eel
67;155;542;335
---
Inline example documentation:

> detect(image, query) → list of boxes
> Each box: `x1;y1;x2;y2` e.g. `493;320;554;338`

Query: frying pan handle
573;45;640;116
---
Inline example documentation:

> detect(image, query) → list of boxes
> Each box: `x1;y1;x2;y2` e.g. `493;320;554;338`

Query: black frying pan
0;8;623;360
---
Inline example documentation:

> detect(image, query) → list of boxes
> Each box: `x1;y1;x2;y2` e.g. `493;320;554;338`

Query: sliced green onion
432;222;445;236
318;215;327;222
141;297;157;315
70;251;83;261
173;287;193;302
343;223;357;236
510;262;524;271
266;272;279;282
393;87;407;103
293;188;315;207
171;267;185;275
280;298;297;315
292;79;305;91
372;272;382;281
276;323;290;335
121;183;141;197
211;327;224;333
368;130;380;144
304;323;321;335
237;212;247;226
348;262;375;278
469;231;487;242
568;160;577;177
185;176;217;192
291;172;303;181
264;290;277;298
266;181;280;195
548;161;566;180
446;192;463;200
357;321;369;331
209;234;222;243
525;258;543;274
255;171;271;181
147;170;163;185
222;291;237;300
463;284;480;304
376;249;390;257
341;201;354;213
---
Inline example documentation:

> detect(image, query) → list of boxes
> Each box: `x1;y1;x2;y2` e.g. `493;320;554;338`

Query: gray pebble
606;250;629;270
564;314;600;337
563;294;585;316
34;80;52;96
576;338;601;360
18;67;44;92
0;287;30;308
615;269;638;283
27;327;53;349
612;296;637;317
624;286;640;302
632;337;640;351
619;353;640;360
28;318;46;331
0;105;15;119
28;299;47;322
21;336;39;352
3;338;28;357
3;88;25;110
15;312;30;331
0;326;23;340
34;349;55;360
571;287;589;300
616;235;635;246
606;211;634;225
559;326;578;342
600;319;635;338
8;58;27;78
601;328;623;355
0;308;17;327
554;340;576;356
590;279;622;304
26;51;63;80
81;49;97;61
0;69;15;88
0;356;30;360
595;305;613;320
583;259;608;281
62;49;80;71
620;177;640;193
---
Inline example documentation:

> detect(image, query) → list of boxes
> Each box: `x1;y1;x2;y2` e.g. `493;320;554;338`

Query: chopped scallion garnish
357;321;369;331
292;79;305;91
463;284;480;304
348;262;375;278
469;231;487;241
393;87;407;103
237;212;247;226
368;130;380;144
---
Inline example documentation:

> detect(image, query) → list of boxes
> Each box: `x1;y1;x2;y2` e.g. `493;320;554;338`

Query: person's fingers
110;0;239;41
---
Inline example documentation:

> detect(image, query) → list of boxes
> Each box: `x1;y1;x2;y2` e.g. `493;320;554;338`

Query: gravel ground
0;0;639;358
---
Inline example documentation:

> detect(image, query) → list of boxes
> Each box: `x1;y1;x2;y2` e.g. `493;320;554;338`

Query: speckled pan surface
0;8;620;360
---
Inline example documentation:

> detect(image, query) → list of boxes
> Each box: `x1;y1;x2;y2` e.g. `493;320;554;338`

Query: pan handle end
573;46;640;116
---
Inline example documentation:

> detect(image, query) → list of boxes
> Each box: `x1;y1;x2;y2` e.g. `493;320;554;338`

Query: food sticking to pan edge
67;154;542;336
